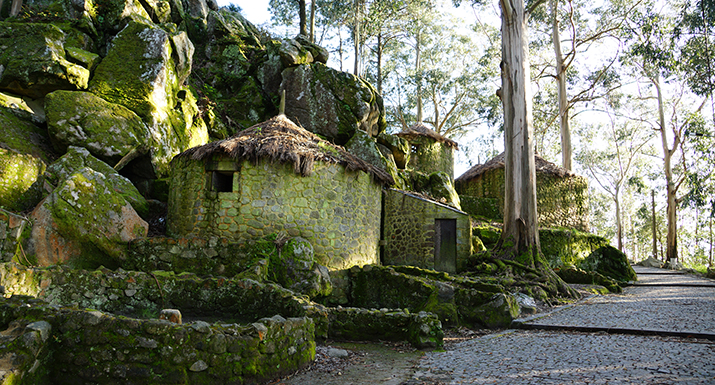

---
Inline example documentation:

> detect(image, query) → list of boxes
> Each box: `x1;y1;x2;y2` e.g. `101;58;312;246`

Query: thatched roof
396;123;459;149
176;115;394;185
455;152;575;184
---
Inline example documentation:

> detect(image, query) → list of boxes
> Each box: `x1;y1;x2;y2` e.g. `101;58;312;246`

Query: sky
224;1;272;25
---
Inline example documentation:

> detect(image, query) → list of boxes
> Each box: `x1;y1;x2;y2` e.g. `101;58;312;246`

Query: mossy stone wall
0;295;316;385
405;136;454;179
167;156;382;270
382;189;471;272
456;169;590;231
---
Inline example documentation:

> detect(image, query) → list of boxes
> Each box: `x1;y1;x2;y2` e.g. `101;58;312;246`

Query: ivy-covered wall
404;136;454;179
456;169;590;231
167;156;383;270
382;189;471;273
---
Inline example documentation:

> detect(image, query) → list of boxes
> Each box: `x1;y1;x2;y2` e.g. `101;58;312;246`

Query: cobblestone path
409;266;715;384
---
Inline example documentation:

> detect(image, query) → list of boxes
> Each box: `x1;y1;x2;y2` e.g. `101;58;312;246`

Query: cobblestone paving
410;268;715;384
412;330;715;384
524;267;715;334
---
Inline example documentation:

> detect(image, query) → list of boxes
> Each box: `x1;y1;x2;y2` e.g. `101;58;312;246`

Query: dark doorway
434;219;457;273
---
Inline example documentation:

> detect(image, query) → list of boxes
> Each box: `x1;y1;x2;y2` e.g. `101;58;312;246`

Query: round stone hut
396;123;458;179
167;115;394;269
455;152;589;231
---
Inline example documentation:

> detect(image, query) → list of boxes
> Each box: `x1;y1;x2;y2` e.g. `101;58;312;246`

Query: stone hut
396;123;458;179
382;189;471;274
455;152;589;231
167;115;394;270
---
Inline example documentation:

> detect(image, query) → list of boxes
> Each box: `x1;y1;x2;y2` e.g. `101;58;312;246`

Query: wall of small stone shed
406;137;454;179
382;189;471;271
167;157;382;270
456;169;589;231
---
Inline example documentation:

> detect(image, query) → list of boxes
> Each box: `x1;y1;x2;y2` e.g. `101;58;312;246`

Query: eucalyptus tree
623;1;713;265
382;10;502;139
575;110;655;251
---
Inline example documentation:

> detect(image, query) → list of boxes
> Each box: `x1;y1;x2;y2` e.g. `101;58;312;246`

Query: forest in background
244;0;715;270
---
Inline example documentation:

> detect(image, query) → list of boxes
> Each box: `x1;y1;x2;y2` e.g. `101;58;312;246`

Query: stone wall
540;228;610;268
456;169;590;231
382;189;471;273
404;136;454;180
0;295;315;385
125;237;255;277
168;157;383;269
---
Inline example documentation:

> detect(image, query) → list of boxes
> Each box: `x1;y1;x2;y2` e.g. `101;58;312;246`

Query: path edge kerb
510;322;715;341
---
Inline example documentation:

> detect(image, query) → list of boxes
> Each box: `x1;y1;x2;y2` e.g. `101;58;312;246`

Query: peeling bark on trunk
498;0;540;262
415;29;423;123
615;187;623;251
653;75;679;265
551;0;571;171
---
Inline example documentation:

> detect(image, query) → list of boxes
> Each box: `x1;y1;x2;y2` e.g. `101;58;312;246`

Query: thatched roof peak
176;115;394;185
396;123;459;149
455;152;576;184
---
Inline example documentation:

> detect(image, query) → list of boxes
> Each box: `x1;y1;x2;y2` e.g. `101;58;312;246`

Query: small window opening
212;171;233;192
411;144;420;154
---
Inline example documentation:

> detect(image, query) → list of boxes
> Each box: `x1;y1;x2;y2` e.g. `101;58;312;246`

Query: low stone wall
0;295;315;385
328;307;443;349
537;229;609;268
125;236;255;277
0;263;315;322
0;263;443;349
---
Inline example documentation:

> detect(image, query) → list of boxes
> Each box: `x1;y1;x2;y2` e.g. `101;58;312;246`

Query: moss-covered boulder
377;132;410;169
0;91;45;124
456;291;520;328
29;167;148;268
281;63;386;145
555;267;622;293
45;146;149;216
0;22;90;98
428;172;461;209
540;228;610;268
580;245;637;283
0;106;52;211
270;237;332;298
89;19;208;176
46;91;151;165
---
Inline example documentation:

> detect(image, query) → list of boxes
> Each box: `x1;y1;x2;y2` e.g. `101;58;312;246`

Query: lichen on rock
29;167;148;267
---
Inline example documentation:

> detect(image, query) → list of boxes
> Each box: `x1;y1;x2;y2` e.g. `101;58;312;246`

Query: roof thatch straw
455;152;575;184
396;123;459;149
176;115;394;185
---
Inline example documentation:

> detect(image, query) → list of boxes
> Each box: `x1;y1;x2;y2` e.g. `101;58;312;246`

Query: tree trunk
615;187;623;251
498;0;540;262
654;74;679;265
709;213;713;267
551;0;572;171
10;0;22;16
377;33;383;95
353;0;360;76
415;29;423;123
652;189;658;259
309;0;315;42
298;0;307;37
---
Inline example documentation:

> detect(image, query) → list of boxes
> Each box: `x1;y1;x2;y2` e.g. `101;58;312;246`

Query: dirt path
267;341;425;385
